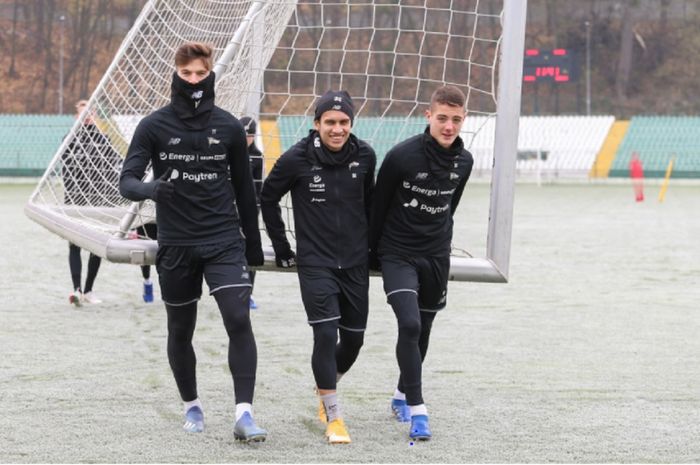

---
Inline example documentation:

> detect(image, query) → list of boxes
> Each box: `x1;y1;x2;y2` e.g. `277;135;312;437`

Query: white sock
183;398;202;414
320;392;341;422
144;278;152;285
235;402;252;421
409;404;428;417
393;389;406;401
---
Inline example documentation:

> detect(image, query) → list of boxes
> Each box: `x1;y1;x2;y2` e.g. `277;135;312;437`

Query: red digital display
523;49;576;83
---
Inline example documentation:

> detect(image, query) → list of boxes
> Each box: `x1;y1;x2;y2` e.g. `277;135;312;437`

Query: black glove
151;167;175;204
275;249;296;268
245;242;265;267
368;250;381;272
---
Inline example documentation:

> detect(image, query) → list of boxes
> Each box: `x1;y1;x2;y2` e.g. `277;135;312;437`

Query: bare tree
615;1;640;109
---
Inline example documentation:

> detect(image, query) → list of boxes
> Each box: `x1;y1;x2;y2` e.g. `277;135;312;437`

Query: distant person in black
62;99;120;307
369;85;474;441
135;222;158;303
119;42;267;442
260;90;376;444
239;116;263;309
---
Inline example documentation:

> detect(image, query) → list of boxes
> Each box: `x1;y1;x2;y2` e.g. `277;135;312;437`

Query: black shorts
156;240;251;306
297;265;369;331
380;254;450;312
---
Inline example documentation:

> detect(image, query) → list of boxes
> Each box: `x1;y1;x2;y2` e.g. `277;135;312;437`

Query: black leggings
388;292;437;406
68;243;101;292
165;286;257;403
311;320;364;390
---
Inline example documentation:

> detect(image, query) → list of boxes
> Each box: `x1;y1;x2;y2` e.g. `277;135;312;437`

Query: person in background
239;116;263;310
136;223;158;303
62;99;119;306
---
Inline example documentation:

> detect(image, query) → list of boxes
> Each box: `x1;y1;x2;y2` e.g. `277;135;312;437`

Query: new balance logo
403;198;419;208
207;137;220;146
450;172;459;180
415;172;428;180
168;137;181;145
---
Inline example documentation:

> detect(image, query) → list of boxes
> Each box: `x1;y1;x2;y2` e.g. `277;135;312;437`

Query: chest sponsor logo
168;137;181;146
311;197;326;203
182;171;219;183
161;152;197;162
402;181;454;197
199;154;226;161
402;197;449;214
403;198;419;208
309;175;325;193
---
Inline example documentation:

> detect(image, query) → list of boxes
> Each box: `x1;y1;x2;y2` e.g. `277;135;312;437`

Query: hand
275;249;296;268
246;244;265;267
152;168;175;204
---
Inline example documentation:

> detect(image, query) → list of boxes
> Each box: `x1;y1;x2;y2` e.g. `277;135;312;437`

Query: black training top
119;104;260;248
260;131;376;268
369;129;473;258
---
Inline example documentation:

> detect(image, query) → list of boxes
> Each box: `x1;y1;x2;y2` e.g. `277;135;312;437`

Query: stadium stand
609;116;700;178
8;113;700;180
0;114;74;176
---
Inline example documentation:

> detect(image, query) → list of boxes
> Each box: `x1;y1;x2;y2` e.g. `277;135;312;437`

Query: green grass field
2;182;700;462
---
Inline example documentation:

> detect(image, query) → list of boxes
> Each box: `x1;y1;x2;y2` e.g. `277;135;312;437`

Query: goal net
26;0;526;282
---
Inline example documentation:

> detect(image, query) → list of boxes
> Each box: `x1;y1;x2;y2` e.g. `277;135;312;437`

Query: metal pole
486;0;528;282
585;20;591;115
59;15;65;114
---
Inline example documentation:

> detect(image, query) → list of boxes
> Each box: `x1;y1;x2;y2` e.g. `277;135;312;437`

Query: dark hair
175;42;214;70
430;85;466;109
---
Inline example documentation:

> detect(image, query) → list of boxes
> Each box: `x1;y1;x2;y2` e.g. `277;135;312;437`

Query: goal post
25;0;527;283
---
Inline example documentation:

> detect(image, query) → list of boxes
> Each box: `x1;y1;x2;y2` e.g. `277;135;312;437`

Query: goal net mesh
27;0;505;266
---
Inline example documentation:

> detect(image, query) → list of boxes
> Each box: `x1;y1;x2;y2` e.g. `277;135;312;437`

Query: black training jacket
260;131;376;268
369;131;473;258
119;104;260;248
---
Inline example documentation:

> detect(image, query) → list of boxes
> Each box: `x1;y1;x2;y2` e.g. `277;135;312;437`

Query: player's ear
424;108;431;120
313;118;321;131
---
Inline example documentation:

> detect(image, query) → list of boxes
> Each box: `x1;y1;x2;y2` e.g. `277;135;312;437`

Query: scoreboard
523;48;578;83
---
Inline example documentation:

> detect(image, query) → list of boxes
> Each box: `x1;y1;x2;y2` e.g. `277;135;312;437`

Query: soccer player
239;116;263;309
119;42;267;442
62;99;120;306
135;223;158;303
260;90;376;444
368;85;474;441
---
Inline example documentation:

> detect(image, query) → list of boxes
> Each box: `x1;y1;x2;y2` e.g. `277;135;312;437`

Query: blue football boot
183;406;204;433
143;282;154;303
409;414;432;441
233;412;267;442
390;398;411;423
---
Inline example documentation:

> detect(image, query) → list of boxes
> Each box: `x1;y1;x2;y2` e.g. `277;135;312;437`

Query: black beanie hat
239;116;257;135
314;90;354;125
